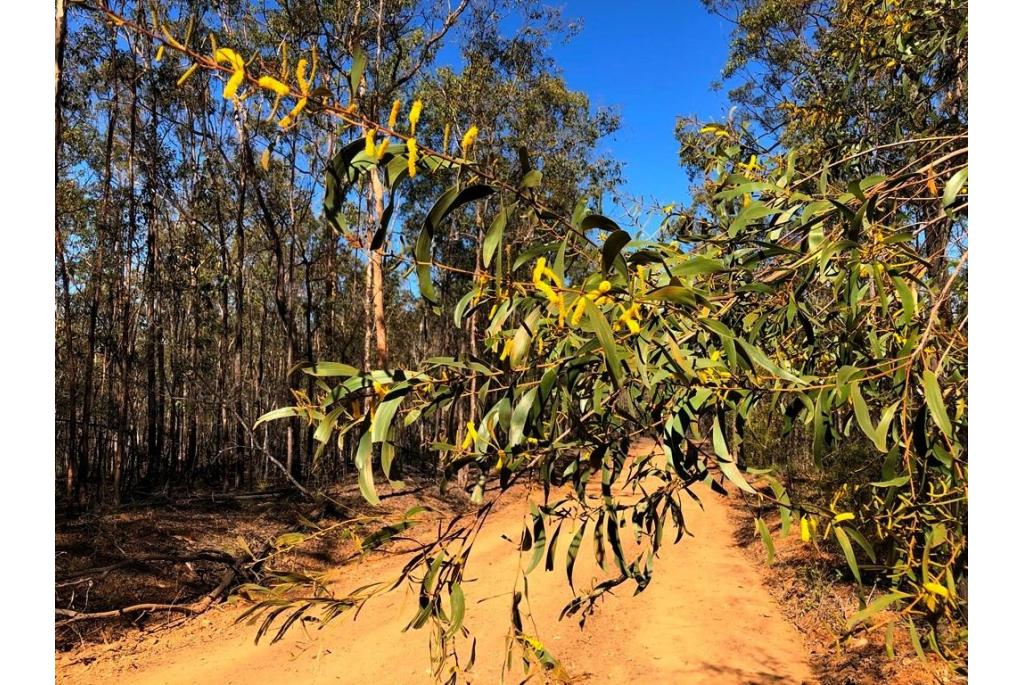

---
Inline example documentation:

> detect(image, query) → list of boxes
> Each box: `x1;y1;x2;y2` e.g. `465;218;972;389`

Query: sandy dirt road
57;445;814;685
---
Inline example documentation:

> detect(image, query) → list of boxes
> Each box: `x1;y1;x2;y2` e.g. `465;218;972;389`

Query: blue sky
544;1;735;218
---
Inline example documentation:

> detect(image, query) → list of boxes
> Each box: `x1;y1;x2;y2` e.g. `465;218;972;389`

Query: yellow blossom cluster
569;279;612;326
532;258;565;326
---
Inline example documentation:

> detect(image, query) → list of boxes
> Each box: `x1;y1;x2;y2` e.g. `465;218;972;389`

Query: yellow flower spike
598;280;612;293
388;99;401;130
800;517;811;542
214;48;244;70
364;129;377;158
376;137;390;160
258;76;290;97
460;420;477;451
461;125;479;155
532;257;547;284
160;25;186;51
407;137;418;178
409;99;423;134
499;339;513;361
223;67;245;100
570;296;588;326
442;123;451;153
176;63;199;87
214;48;246;100
277;97;307;128
155;45;165;62
296;57;310;94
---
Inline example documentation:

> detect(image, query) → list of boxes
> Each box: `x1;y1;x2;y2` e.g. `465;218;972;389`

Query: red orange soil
57;446;815;684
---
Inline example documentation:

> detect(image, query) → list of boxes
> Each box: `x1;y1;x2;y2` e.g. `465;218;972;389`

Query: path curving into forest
57;445;814;685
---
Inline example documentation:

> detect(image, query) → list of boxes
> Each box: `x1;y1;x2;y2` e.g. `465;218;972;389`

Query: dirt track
57;446;814;684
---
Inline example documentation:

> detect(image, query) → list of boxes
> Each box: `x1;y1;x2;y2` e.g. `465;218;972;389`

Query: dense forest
56;0;967;682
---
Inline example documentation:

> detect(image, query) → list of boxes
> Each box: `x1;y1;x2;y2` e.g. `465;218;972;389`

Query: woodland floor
55;442;959;684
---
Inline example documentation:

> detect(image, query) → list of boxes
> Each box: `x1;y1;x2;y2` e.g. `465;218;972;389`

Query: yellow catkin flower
460;420;478;450
408;99;423;134
155;45;164;62
278;97;307;128
388;99;401;130
176;63;199;87
223;68;245;99
407;137;418;178
376;137;390;160
258;76;290;96
800;517;811;542
461;125;479;154
499;339;513;361
215;48;244;70
532;257;548;284
364;129;377;158
296;57;309;94
215;48;246;100
442;123;451;153
617;303;641;335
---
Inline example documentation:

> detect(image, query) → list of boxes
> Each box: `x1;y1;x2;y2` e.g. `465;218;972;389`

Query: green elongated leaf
417;184;496;304
908;619;925;659
519;169;542;189
672;255;726;277
348;46;367;98
735;338;804;384
711;415;730;460
355;431;380;505
645;285;696;306
508;388;538;448
606;512;627;574
453;289;475;327
942;167;967;207
847;592;909;630
833;525;861;586
891;276;917;325
922;370;952;437
712;416;756;494
298;362;360;378
579;213;621;233
254;406;299;427
371;393;404;443
844;526;877;563
850;383;877;446
525;505;546;574
585;299;622;389
755;517;775;565
871;475;910;488
874;402;898;452
512;241;560;271
314;406;344;444
415;227;439;304
728;203;782;237
812;391;826;465
448;583;465;635
544;522;562;572
565;522;586;590
483;207;507;268
601;229;632;276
